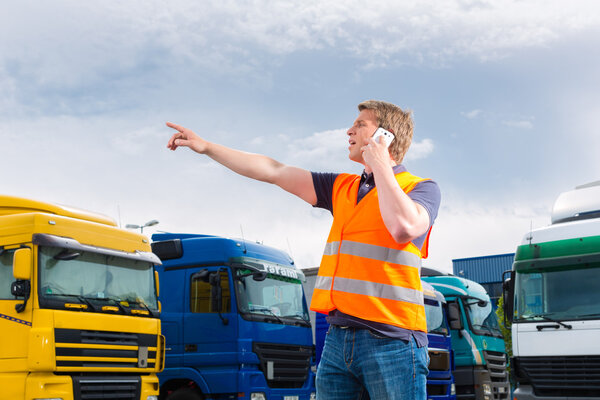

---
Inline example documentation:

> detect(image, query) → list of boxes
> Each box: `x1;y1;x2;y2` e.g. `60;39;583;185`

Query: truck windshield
424;298;448;335
514;263;600;322
235;268;309;325
463;297;503;338
38;246;158;313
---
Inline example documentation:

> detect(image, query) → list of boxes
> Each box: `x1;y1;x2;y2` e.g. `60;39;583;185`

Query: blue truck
423;271;510;400
151;233;316;400
303;267;456;399
423;281;457;400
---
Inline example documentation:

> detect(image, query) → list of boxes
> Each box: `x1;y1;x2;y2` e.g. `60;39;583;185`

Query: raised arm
361;136;431;244
166;122;317;205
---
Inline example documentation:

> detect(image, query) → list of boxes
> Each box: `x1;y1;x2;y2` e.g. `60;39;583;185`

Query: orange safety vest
310;170;431;332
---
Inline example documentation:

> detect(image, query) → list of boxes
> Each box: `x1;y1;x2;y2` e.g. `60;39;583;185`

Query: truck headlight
483;383;492;395
251;393;266;400
450;383;456;395
34;398;63;400
310;392;317;400
146;397;159;400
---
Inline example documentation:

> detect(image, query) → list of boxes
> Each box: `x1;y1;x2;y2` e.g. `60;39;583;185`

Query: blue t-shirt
311;164;441;346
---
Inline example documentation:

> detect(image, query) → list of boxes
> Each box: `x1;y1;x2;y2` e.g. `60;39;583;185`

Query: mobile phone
372;127;394;148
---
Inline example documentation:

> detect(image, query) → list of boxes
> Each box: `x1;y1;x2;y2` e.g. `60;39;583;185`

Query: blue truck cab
423;272;510;400
423;281;457;400
152;233;316;400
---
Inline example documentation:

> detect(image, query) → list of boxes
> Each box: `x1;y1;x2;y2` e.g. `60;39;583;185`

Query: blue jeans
316;325;429;400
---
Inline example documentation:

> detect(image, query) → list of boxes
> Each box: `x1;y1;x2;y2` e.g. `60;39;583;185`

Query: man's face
347;109;379;163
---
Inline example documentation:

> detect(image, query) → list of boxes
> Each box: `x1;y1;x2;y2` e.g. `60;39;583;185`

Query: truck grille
72;376;140;400
483;350;510;399
253;342;312;388
426;384;449;395
516;355;600;397
55;328;158;370
428;349;450;371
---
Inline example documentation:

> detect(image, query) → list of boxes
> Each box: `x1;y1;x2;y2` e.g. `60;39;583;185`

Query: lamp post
126;219;159;233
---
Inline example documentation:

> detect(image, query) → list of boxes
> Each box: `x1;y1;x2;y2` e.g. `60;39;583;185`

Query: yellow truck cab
0;195;164;400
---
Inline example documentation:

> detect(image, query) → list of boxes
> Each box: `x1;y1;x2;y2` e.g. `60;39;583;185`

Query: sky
1;0;599;273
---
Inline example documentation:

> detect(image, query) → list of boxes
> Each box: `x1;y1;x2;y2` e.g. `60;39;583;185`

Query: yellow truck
0;195;164;400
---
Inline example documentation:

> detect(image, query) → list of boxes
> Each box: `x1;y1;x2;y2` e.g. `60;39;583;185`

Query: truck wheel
165;388;203;400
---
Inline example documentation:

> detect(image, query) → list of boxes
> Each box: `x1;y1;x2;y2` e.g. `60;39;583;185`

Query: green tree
496;296;514;389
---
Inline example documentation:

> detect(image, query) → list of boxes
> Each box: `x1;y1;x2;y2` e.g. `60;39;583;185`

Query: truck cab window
190;271;231;313
424;298;447;335
0;250;15;299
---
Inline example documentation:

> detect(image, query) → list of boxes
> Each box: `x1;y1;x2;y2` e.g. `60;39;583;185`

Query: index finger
166;121;185;132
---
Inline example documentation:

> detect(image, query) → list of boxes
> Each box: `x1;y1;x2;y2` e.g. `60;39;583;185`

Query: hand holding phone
371;127;394;148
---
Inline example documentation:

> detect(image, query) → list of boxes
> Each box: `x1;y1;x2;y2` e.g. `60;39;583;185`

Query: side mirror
11;280;31;297
13;248;32;280
252;271;268;281
12;248;32;313
502;270;515;324
192;269;210;282
154;270;160;297
448;302;463;330
209;272;223;312
209;271;229;326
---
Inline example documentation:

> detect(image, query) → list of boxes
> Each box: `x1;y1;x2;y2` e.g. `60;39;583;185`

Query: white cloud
286;128;354;171
143;0;600;66
502;119;534;129
461;109;482;119
406;138;434;161
109;127;166;156
2;0;599;95
250;136;266;145
0;68;17;111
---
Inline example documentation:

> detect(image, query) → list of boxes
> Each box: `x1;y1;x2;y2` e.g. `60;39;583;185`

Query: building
452;253;515;307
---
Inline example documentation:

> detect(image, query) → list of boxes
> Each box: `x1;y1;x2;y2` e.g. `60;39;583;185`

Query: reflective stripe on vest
314;275;424;305
323;240;421;268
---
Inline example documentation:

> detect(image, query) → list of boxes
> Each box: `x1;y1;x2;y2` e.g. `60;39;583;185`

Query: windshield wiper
472;323;491;333
123;297;156;317
249;305;284;324
52;293;98;312
284;314;311;327
532;314;572;330
472;321;504;337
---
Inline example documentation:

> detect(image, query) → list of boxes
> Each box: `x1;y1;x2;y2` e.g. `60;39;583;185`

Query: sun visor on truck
151;239;183;261
230;256;305;282
33;233;161;265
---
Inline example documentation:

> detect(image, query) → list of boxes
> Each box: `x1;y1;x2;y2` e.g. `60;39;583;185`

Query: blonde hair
358;100;413;163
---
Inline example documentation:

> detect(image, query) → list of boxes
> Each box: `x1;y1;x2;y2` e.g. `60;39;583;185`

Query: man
166;100;440;399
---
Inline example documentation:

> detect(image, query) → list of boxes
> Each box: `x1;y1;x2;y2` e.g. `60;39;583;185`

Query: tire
165;387;203;400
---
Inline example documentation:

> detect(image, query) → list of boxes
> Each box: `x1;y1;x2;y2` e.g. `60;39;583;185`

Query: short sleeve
311;172;339;214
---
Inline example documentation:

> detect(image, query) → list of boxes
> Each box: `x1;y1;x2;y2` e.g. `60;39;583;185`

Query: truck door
183;267;238;375
0;246;34;359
